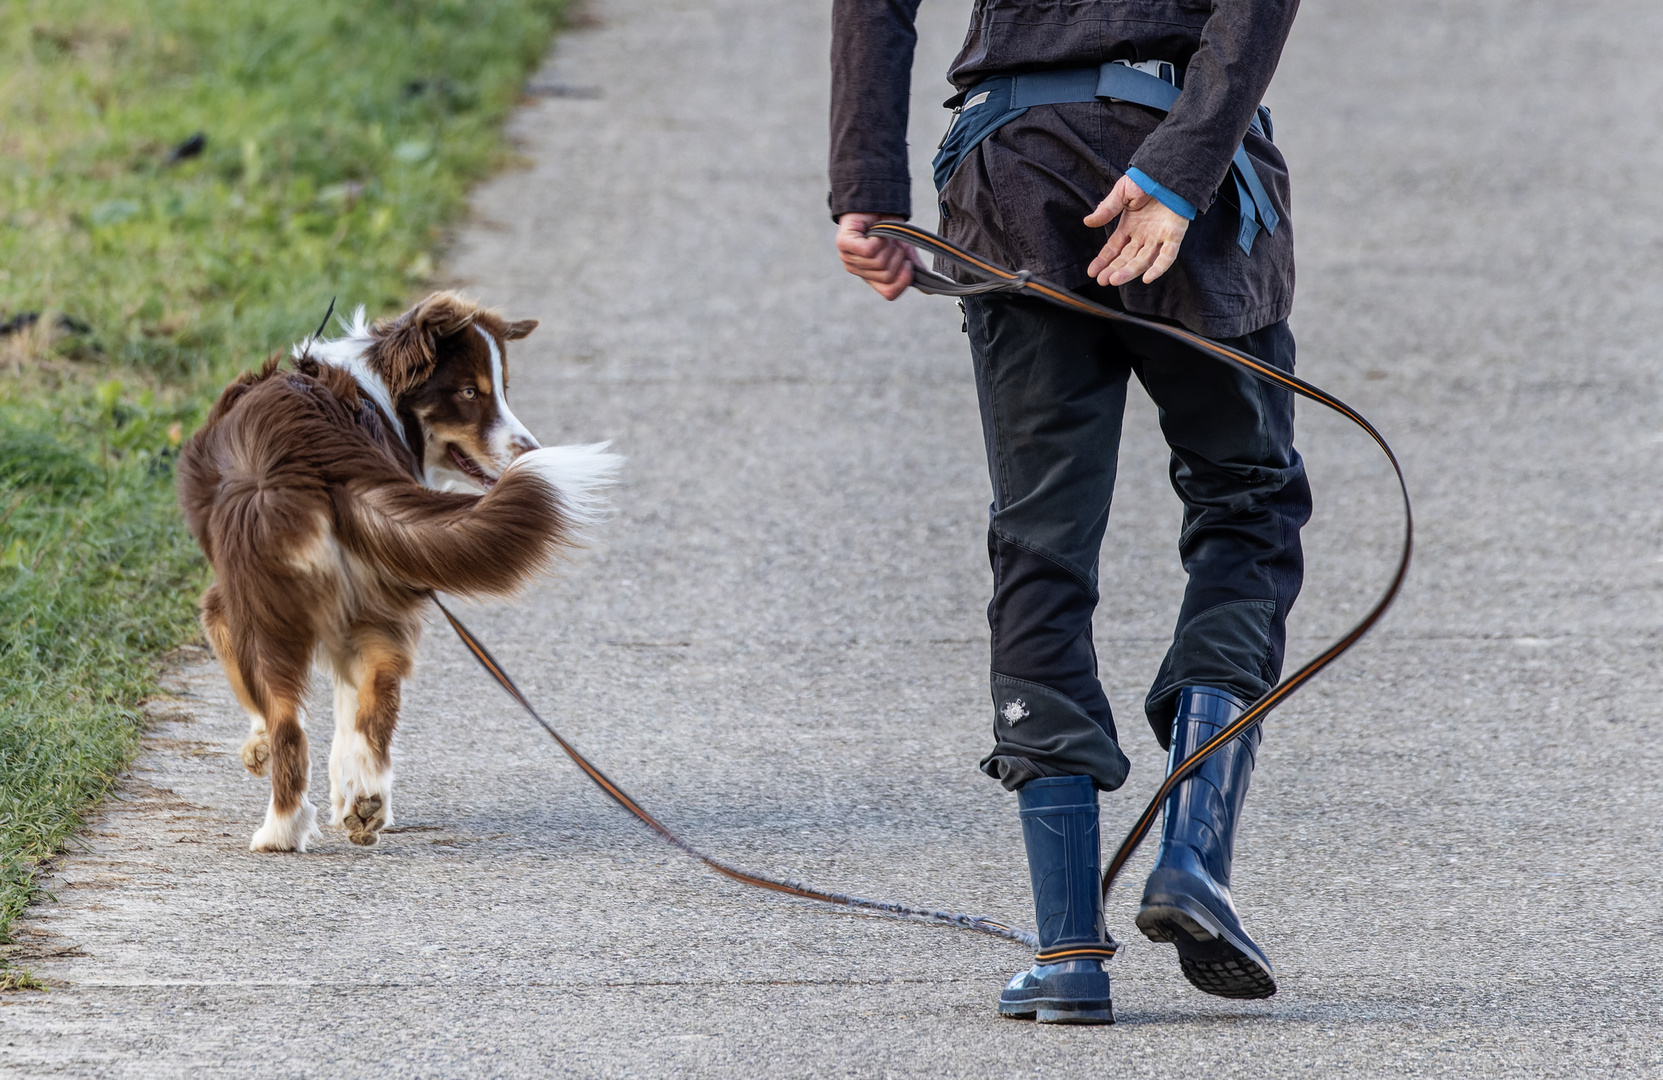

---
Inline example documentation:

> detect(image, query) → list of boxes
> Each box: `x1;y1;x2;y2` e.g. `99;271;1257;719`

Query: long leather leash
431;594;1039;948
430;225;1411;956
869;221;1413;898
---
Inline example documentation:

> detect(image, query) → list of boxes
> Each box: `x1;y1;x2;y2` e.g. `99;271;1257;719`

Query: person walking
829;0;1308;1023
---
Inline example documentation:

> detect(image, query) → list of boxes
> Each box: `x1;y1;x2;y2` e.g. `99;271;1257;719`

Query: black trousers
966;287;1311;792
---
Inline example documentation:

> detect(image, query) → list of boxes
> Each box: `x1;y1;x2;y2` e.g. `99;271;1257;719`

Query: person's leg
1124;317;1310;999
1134;318;1309;730
963;291;1129;1024
964;292;1132;794
997;775;1116;1024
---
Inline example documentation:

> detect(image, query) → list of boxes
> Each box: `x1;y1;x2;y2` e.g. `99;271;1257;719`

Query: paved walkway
4;0;1661;1075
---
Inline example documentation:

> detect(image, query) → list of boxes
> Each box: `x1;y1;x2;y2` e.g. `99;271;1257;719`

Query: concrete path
4;0;1662;1075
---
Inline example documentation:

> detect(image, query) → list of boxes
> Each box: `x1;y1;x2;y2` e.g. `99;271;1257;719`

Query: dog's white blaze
476;325;538;465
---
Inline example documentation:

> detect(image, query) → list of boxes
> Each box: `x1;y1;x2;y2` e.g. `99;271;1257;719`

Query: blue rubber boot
998;775;1116;1024
1136;686;1277;999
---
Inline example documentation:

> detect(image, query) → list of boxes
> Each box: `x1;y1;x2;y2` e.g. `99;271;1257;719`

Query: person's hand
835;212;920;301
1084;175;1190;286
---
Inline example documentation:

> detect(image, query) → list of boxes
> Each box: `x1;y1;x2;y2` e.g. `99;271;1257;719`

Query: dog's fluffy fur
178;292;619;851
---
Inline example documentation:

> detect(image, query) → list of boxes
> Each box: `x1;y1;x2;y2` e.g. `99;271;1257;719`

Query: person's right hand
835;212;920;301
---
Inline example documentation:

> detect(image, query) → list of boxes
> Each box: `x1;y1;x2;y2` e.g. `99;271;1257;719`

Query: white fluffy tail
502;442;623;535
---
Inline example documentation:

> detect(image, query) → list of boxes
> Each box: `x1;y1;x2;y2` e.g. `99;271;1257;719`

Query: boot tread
1179;955;1277;999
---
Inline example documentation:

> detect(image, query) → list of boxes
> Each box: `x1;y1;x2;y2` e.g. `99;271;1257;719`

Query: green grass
0;0;566;961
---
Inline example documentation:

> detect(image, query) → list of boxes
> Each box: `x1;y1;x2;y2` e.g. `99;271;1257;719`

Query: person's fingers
871;259;913;301
1090;220;1139;282
872;240;911;277
1087;189;1190;285
839;227;920;267
1087;245;1118;281
1120;188;1151;213
877;240;923;276
1087;222;1134;278
1083;187;1126;229
833;213;914;300
836;230;887;260
853;253;911;299
838;237;918;301
839;232;902;271
1105;237;1156;287
1142;239;1182;285
841;248;895;274
1084;174;1151;228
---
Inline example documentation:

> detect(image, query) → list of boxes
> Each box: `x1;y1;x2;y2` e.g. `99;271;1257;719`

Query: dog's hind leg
249;694;319;852
243;631;319;853
330;631;412;847
202;584;271;777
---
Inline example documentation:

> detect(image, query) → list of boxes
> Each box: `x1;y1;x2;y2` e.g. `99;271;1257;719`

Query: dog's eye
460;387;477;400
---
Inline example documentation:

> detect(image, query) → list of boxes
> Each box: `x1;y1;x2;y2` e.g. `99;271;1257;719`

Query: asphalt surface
4;0;1662;1075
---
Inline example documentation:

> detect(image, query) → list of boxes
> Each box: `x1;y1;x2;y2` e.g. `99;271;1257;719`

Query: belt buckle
1113;58;1178;87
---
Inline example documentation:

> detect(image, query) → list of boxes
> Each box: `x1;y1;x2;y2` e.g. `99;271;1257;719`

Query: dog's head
366;292;542;492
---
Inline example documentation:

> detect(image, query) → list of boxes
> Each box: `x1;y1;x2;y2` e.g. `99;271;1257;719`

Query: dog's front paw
342;793;388;846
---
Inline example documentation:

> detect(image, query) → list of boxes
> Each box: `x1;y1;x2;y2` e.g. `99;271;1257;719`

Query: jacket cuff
1127;140;1223;215
1125;167;1198;220
828;178;912;221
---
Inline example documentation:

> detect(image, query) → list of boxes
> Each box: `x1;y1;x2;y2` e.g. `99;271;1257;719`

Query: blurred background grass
0;0;567;961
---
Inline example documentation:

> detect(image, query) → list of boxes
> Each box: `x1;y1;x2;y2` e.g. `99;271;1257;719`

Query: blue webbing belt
932;62;1279;255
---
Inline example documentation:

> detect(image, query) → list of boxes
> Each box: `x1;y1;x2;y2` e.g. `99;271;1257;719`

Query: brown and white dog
178;292;618;852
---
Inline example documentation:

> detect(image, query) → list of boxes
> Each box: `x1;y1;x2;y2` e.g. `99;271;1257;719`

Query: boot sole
999;1000;1115;1025
1136;902;1277;1000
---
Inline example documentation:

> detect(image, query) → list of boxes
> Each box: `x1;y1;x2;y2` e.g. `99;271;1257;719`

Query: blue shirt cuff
1125;167;1197;221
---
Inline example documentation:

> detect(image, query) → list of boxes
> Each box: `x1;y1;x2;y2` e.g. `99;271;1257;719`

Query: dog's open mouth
447;444;498;489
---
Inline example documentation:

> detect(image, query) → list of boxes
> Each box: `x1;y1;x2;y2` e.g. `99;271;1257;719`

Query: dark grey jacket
830;0;1300;337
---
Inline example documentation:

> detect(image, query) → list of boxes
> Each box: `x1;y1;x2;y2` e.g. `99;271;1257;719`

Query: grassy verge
0;0;566;968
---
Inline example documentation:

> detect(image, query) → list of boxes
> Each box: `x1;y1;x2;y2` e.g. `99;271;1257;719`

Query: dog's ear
502;319;538;341
371;292;478;399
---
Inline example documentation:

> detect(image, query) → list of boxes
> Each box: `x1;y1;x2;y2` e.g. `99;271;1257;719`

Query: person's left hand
1084;174;1189;286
